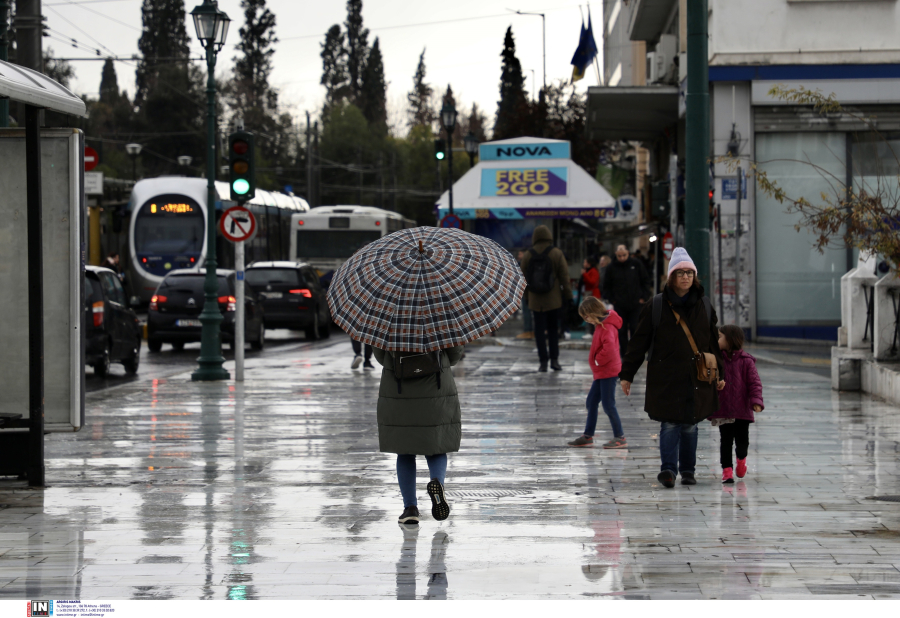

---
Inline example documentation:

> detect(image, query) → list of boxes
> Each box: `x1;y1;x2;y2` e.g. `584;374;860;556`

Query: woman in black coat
619;248;723;488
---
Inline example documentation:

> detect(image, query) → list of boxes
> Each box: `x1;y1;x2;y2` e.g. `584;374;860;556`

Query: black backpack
525;246;556;294
647;293;712;361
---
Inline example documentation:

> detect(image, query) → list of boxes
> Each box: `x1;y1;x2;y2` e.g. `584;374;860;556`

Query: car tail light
375;221;381;226
149;294;167;311
289;289;313;298
92;301;104;327
218;295;237;312
298;220;304;226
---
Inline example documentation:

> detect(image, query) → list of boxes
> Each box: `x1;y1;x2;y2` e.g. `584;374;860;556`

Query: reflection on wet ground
2;335;900;598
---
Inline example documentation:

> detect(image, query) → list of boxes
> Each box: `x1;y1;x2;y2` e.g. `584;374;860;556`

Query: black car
147;269;265;352
245;261;331;340
85;266;142;375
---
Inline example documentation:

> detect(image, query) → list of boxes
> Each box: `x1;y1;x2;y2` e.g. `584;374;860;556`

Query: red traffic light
709;189;714;199
232;140;249;155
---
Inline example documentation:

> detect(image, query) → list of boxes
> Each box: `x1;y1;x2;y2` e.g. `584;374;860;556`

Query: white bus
290;205;415;285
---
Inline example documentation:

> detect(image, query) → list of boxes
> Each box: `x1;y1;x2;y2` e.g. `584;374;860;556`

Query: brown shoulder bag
668;302;719;384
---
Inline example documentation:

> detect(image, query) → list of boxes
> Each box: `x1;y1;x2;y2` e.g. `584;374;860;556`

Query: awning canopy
629;0;677;42
0;59;87;117
437;137;621;221
586;86;678;142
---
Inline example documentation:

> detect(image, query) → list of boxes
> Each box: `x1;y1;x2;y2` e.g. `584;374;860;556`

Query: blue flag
570;14;599;83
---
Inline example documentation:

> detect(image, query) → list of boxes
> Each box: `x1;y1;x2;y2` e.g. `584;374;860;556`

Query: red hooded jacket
589;310;623;379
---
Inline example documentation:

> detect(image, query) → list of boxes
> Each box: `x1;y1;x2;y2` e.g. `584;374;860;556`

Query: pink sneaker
722;467;734;484
736;458;747;479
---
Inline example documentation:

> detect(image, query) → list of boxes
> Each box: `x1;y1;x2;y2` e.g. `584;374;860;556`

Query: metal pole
25;104;44;486
541;13;546;91
447;128;454;216
717;202;724;320
734;169;742;326
305;111;312;203
235;240;244;382
685;0;710;288
653;231;659;295
0;1;10;127
192;39;229;381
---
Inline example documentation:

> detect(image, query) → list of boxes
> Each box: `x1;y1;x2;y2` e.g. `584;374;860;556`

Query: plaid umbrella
327;226;526;352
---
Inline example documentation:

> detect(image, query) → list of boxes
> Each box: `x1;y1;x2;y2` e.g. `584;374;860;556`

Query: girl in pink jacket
710;325;764;483
567;297;626;449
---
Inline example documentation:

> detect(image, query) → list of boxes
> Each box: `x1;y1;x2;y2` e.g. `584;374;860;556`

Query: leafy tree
344;0;369;103
135;0;191;107
407;49;434;131
321;24;349;117
542;81;599;175
359;37;387;133
494;26;532;140
43;48;74;89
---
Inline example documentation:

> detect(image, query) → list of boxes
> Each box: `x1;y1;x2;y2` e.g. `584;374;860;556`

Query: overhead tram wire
45;6;118;57
48;0;142;32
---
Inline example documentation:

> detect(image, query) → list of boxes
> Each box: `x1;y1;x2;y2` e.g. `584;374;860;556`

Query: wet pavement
2;333;900;599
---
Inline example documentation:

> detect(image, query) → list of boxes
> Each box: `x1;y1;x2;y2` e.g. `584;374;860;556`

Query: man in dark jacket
602;244;650;356
520;225;572;372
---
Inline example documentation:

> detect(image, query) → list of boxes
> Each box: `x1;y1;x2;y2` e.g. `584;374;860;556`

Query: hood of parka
532;225;552;245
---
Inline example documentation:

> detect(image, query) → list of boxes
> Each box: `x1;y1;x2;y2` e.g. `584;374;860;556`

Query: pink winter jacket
710;349;764;422
589;310;623;380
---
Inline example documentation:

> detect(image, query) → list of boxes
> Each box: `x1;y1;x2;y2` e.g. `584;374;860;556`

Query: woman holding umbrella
327;227;525;525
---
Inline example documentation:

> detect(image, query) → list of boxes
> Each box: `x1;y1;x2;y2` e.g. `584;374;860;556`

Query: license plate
263;292;283;299
176;319;202;327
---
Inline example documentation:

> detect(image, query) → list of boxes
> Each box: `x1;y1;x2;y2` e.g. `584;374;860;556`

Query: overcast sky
44;0;604;132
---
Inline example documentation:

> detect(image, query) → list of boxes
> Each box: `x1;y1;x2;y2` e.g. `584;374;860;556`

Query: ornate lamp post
440;101;458;216
190;0;231;381
125;143;142;182
463;131;479;169
178;155;193;176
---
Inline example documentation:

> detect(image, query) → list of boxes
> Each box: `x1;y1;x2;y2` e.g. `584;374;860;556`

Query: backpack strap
648;293;663;361
702;295;712;324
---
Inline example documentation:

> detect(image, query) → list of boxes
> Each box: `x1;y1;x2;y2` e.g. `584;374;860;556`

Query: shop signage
480;167;568;197
438;207;615;220
479;141;571;161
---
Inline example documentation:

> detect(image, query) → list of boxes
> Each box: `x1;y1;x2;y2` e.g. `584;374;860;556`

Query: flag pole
588;2;602;84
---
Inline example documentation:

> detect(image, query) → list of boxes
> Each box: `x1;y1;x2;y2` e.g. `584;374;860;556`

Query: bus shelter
436;137;623;277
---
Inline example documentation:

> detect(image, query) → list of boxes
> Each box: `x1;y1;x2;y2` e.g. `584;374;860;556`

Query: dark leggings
719;420;751;468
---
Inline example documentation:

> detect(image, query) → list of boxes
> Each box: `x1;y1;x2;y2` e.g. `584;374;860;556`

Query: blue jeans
659;422;698;474
396;454;448;507
584;377;623;438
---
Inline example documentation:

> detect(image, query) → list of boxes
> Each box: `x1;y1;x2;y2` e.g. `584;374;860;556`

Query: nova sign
479;141;571;161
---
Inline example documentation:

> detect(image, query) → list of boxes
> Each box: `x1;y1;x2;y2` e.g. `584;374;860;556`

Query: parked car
245;261;331;340
85;266;142;375
147;269;265;352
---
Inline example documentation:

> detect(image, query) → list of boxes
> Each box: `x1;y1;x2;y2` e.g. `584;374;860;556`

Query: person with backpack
618;248;724;488
519;225;572;372
374;345;465;525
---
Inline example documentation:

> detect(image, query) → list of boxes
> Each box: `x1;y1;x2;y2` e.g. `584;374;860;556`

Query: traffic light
434;138;446;161
229;130;256;202
709;186;716;218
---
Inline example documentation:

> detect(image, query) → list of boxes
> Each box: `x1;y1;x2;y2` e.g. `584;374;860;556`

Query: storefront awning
586;86;678;142
436;137;622;221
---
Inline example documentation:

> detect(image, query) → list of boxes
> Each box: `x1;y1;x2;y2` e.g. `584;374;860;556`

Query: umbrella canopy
327;226;526;352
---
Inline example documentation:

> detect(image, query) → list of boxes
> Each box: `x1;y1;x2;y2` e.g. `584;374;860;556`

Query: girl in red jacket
709;325;764;483
567;297;627;449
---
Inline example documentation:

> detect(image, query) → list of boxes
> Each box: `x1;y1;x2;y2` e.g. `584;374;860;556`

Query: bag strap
668;301;701;357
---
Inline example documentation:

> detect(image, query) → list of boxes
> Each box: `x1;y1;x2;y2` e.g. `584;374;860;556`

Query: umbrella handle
419;240;424;254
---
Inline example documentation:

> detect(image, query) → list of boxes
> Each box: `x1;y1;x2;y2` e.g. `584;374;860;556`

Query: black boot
538;362;548;372
550;359;562;371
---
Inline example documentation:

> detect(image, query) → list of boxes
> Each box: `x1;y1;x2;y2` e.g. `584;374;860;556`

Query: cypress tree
99;58;120;104
494;26;531;140
321;25;349;117
407;49;435;130
233;0;278;112
359;37;387;132
135;0;191;107
344;0;369;103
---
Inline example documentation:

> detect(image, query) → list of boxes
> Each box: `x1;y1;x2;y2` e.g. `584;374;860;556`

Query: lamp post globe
464;131;478;168
191;0;231;381
125;143;142;182
440;101;457;216
178;155;193;167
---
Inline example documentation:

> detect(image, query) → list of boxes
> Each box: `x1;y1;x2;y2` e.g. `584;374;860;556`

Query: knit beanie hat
667;247;697;277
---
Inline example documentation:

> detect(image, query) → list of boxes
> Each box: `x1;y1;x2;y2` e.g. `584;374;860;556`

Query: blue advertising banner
436;207;616;220
479;142;571;161
480;167;569;197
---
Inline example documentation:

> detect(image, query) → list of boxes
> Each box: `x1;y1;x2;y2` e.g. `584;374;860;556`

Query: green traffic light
233;179;250;195
436;152;445;160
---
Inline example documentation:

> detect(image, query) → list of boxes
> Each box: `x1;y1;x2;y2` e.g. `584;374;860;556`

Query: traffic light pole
685;0;710;287
192;38;229;381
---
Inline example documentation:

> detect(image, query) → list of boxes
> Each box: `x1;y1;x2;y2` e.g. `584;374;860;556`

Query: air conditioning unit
646;51;663;84
648;34;678;84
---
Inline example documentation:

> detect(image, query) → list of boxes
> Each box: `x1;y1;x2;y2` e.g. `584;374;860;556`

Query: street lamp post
464;131;478;169
440;101;458;216
125;143;142;182
0;1;10;127
178;155;193;176
190;0;231;382
512;10;546;90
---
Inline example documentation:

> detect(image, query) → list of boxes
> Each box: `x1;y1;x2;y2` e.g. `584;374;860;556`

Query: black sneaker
398;506;420;524
681;472;696;485
657;470;676;488
363;360;375;370
550;360;562;371
426;478;450;521
538;362;548;372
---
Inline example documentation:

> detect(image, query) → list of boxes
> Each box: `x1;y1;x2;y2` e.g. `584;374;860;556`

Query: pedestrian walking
582;256;601;299
327;227;525;525
351;339;374;370
602;245;651;357
101;251;120;274
520;225;572;372
710;325;764;484
618;247;723;488
567;297;627;449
